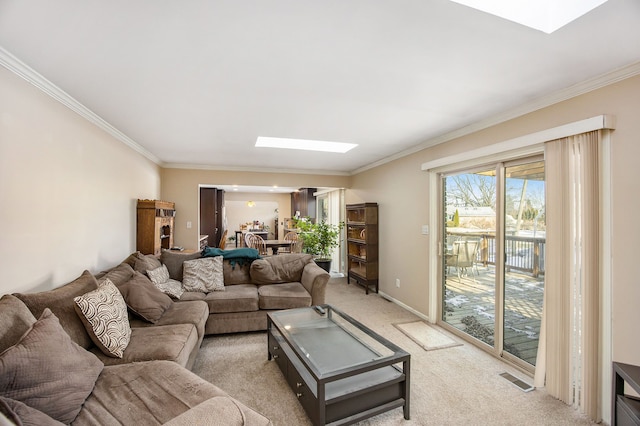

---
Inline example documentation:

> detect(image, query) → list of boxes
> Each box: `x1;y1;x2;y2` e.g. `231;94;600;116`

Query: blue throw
201;247;261;268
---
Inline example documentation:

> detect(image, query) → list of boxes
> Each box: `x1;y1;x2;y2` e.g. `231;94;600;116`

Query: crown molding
162;162;351;176
352;60;640;175
0;46;161;165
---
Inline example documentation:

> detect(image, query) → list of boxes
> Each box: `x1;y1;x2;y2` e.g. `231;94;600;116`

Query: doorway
440;157;545;371
315;188;345;275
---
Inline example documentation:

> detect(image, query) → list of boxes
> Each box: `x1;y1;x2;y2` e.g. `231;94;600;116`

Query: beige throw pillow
0;309;103;424
73;279;131;358
182;256;224;292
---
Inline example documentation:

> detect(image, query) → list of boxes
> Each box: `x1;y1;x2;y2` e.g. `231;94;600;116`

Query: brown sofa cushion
0;294;37;354
160;250;202;281
179;291;206;301
133;253;162;275
75;360;229;425
0;309;103;424
203;284;259;313
250;254;313;285
0;396;63;426
14;270;98;349
258;282;312;310
97;262;135;287
88;324;199;368
74;279;132;358
121;251;142;268
129;300;208;342
222;259;252;285
118;272;173;323
163;396;271;426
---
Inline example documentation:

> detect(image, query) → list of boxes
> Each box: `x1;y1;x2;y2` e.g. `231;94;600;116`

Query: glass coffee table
268;305;410;425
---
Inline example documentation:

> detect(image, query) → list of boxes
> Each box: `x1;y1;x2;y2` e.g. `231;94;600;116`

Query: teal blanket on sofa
201;247;261;268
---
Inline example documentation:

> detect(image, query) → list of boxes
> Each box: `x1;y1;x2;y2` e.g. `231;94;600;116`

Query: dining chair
278;231;298;254
249;233;268;256
218;229;228;250
244;232;255;248
290;240;303;254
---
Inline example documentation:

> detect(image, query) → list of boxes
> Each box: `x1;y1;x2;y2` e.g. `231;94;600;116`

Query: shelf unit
136;199;175;256
613;362;640;425
346;203;378;294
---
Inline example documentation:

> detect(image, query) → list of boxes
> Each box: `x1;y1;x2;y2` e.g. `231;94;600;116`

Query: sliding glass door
441;158;545;371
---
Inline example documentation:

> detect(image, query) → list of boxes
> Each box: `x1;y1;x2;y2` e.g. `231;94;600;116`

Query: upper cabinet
291;188;317;220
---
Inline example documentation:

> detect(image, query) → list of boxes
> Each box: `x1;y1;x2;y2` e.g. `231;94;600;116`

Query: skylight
449;0;608;33
255;137;357;153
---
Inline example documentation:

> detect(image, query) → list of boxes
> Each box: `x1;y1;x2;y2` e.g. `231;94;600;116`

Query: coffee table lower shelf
268;329;408;425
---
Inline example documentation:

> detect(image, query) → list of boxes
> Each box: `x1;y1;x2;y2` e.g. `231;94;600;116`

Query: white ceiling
1;0;639;175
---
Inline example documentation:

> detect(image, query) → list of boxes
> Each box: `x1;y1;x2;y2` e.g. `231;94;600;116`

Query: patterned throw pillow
182;257;224;292
147;264;184;299
209;255;225;291
73;279;131;358
147;263;170;283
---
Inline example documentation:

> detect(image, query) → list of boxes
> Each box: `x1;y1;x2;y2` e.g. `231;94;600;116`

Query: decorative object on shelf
294;217;344;272
247;201;256;207
346;203;378;294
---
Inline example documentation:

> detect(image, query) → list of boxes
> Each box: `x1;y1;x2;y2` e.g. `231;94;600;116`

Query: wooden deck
443;264;543;366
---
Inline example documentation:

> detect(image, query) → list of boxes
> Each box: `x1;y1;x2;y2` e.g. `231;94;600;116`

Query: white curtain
535;130;601;421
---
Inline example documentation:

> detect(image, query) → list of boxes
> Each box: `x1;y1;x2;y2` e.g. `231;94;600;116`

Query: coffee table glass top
269;305;407;377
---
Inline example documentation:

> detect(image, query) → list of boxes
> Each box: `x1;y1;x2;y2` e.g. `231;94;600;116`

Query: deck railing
447;231;545;277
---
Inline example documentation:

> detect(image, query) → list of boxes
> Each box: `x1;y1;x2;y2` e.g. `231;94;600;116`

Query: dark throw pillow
0;309;103;424
0;396;64;425
118;272;173;323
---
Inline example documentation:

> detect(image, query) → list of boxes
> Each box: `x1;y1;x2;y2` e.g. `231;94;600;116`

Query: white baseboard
378;291;433;323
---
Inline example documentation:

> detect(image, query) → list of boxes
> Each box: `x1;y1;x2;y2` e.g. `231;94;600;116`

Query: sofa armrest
300;262;330;305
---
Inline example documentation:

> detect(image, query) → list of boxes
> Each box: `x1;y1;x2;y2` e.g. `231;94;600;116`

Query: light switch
186;221;192;229
421;225;429;235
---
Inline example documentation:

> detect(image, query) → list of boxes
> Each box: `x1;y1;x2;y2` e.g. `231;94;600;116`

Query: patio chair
446;239;480;282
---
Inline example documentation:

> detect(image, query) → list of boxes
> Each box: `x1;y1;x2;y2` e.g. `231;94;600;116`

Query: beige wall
348;74;640;366
0;67;161;294
160;168;350;249
347;155;431;315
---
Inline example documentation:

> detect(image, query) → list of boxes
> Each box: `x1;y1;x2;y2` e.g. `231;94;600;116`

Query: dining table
264;239;294;255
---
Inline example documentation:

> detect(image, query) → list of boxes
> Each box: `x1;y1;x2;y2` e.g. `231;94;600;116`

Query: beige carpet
192;278;595;425
394;320;463;351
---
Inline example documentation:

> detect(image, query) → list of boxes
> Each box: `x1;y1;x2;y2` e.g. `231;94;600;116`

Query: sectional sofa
0;250;329;425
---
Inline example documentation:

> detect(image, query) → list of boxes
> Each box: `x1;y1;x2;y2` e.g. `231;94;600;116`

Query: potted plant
294;217;344;272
